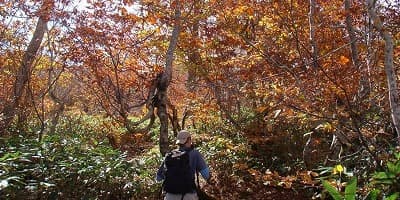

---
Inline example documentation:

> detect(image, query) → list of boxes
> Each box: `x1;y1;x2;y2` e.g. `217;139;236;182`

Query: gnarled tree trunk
156;2;181;156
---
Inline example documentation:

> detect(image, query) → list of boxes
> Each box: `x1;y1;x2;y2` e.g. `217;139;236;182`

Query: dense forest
0;0;399;199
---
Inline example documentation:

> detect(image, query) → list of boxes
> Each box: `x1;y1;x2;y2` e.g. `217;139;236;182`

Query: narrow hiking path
122;134;316;200
201;180;312;200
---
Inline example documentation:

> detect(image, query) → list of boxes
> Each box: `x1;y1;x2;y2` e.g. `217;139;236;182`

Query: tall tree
344;0;370;101
156;1;182;155
367;0;400;144
0;0;54;134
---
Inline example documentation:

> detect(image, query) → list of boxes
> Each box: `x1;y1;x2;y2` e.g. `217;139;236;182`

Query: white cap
176;130;191;144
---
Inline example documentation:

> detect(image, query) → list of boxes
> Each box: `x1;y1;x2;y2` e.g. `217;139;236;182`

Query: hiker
156;130;211;200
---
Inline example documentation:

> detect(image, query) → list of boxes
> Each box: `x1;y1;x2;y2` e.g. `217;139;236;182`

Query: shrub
0;114;156;199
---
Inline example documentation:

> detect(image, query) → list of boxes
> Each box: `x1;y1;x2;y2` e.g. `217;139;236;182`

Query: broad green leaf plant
320;151;400;200
320;164;357;200
368;152;400;200
322;177;357;200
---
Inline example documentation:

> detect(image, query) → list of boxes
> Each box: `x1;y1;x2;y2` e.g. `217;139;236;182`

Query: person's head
176;130;192;148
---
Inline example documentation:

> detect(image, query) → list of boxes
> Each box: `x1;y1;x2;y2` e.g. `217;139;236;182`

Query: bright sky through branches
74;0;141;14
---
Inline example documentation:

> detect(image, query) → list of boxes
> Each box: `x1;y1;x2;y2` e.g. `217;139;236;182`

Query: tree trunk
157;2;181;156
344;0;370;100
168;102;181;136
187;2;201;91
0;0;54;134
344;0;360;68
309;0;319;68
367;0;400;144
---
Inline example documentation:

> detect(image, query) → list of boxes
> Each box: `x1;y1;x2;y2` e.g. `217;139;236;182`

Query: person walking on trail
156;130;211;200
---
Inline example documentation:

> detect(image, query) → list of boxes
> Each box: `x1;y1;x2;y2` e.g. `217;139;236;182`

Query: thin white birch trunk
367;0;400;144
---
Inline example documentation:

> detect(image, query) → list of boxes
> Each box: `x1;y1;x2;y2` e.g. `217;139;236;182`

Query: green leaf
394;162;400;174
322;180;343;200
344;177;357;200
0;152;21;161
387;162;396;173
368;189;380;200
373;172;389;180
394;152;400;160
385;192;399;200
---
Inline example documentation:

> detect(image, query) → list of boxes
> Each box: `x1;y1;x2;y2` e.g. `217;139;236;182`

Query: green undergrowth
0;135;137;199
0;114;254;199
7;113;398;199
0;115;163;200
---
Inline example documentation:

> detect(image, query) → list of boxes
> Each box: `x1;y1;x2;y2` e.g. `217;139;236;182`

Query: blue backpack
163;149;196;194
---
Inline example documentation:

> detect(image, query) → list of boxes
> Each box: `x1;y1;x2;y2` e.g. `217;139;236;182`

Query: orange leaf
256;106;267;113
148;16;157;24
339;55;350;65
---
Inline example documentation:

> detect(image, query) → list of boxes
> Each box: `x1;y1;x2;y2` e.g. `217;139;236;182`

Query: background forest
0;0;399;199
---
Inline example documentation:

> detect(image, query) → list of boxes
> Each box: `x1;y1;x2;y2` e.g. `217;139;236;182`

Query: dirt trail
200;178;313;200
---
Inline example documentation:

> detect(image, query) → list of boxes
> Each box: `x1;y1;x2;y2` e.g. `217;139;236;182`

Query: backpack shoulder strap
170;149;185;158
196;170;200;188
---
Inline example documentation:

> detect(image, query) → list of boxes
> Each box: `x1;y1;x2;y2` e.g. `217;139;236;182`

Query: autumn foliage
0;0;399;199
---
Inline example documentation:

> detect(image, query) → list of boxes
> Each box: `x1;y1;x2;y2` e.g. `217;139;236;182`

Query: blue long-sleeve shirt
156;146;210;182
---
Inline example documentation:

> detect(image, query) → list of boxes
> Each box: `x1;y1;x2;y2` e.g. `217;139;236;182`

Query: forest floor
124;136;317;200
202;182;312;200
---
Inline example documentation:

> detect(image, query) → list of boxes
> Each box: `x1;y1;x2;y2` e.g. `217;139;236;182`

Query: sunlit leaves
339;55;350;65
